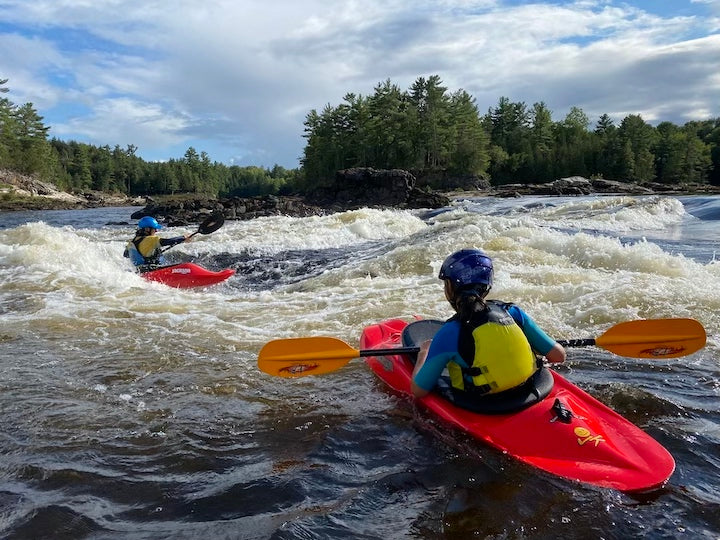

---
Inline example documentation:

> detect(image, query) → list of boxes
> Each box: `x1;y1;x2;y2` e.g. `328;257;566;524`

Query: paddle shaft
368;340;592;358
558;338;595;347
369;328;700;359
161;215;223;253
359;346;420;357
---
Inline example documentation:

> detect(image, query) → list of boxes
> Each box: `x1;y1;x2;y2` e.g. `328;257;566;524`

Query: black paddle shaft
362;338;600;358
359;339;596;358
161;214;225;253
358;346;420;357
557;338;596;347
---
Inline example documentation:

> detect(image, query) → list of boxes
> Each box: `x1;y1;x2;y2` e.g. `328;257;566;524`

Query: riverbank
0;169;145;211
3;168;720;217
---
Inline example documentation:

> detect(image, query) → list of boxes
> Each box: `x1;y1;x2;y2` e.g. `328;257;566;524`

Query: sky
1;0;719;170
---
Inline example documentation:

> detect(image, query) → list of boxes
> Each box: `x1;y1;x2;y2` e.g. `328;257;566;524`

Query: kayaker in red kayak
123;216;190;271
411;249;566;408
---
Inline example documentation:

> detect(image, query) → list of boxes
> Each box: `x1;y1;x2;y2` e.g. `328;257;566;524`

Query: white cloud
1;0;718;168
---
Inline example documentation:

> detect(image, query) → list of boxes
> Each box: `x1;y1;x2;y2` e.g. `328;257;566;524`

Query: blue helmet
439;249;493;288
138;216;162;230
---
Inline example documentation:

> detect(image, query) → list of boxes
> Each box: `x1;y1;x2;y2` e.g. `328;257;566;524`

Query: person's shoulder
439;317;460;329
435;319;460;339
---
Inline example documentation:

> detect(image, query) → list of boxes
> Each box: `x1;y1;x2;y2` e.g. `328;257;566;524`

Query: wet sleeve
413;322;463;392
159;236;186;247
507;305;556;356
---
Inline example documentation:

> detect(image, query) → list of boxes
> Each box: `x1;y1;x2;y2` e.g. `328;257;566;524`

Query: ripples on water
1;196;719;538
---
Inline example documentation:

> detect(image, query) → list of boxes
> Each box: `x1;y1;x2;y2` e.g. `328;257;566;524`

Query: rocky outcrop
312;167;450;209
415;170;492;192
490;176;720;198
492;176;652;197
131;167;451;225
330;168;415;206
0;169;144;210
131;195;325;226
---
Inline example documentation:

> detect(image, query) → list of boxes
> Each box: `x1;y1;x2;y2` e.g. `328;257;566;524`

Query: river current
1;194;719;539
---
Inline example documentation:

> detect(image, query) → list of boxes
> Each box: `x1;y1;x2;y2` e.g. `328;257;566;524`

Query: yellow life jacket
126;235;162;264
448;301;537;395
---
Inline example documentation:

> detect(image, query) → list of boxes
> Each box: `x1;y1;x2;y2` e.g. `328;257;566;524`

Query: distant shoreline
3;187;720;215
3;167;720;216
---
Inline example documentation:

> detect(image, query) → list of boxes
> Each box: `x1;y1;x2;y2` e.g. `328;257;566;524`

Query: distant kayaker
411;249;566;404
123;216;190;271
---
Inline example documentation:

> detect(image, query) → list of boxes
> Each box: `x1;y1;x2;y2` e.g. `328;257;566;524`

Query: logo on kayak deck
574;426;605;447
171;268;191;274
279;363;319;375
639;346;685;357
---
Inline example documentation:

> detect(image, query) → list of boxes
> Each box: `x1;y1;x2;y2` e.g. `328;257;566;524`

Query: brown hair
446;281;490;323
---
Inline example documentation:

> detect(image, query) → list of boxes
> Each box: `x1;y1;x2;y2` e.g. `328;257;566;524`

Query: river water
0;195;719;539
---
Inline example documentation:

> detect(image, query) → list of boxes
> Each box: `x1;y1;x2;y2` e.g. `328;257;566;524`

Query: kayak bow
140;262;235;288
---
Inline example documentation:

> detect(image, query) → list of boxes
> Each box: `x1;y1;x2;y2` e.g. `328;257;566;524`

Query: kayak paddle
257;318;706;378
556;318;706;359
161;213;225;253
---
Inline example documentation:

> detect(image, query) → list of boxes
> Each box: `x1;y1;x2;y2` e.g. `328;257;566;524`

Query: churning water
1;195;719;538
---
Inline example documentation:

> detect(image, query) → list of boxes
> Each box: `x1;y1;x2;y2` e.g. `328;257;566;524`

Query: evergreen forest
1;75;719;198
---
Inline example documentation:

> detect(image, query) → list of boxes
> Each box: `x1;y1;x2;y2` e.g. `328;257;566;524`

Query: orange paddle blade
257;336;360;378
595;318;706;358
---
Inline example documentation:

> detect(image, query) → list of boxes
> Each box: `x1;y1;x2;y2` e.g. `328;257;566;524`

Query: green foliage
1;75;719;198
301;76;496;188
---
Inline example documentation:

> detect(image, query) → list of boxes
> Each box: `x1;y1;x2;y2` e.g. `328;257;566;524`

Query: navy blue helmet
438;249;493;288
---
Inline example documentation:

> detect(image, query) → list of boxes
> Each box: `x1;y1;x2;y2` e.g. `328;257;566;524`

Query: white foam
1;197;718;364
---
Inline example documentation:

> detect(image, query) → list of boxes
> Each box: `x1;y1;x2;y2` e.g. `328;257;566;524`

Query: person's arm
410;340;432;397
508;304;566;364
410;322;459;398
159;234;189;247
543;341;566;364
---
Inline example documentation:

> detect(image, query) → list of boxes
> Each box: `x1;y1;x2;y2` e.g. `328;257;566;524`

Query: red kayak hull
360;318;675;493
141;263;235;288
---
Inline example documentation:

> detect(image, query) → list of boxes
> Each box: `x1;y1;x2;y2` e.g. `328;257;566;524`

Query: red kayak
360;318;676;493
140;263;235;288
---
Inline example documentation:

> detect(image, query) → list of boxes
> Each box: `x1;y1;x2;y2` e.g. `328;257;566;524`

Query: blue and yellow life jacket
448;301;537;395
124;235;162;266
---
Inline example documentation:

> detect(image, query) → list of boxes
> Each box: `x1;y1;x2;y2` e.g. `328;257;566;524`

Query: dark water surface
1;196;719;539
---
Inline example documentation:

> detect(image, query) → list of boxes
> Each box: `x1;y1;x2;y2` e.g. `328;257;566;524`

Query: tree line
0;78;300;198
302;75;720;188
1;76;719;199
